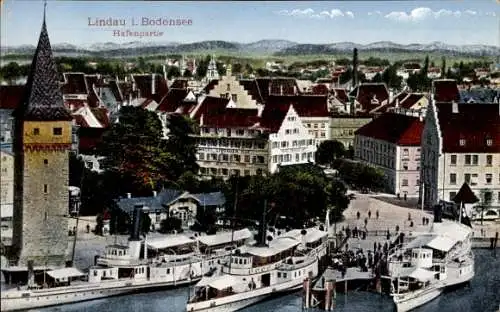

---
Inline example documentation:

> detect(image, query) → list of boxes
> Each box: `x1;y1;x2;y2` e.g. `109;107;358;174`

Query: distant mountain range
2;39;499;57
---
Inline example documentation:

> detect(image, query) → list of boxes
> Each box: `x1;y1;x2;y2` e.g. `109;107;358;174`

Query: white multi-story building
354;113;424;196
1;149;14;244
421;100;500;208
267;105;316;173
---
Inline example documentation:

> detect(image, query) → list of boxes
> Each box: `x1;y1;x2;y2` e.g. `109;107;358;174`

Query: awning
398;267;436;282
46;268;85;280
196;275;242;290
146;235;195;250
426;236;457;252
197;228;252;247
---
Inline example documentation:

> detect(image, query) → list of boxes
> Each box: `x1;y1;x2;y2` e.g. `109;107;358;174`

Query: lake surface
5;249;500;312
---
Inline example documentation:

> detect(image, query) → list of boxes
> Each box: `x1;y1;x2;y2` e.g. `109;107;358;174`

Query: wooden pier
302;267;375;311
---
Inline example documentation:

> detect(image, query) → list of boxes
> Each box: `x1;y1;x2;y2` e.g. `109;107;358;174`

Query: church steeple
15;4;72;121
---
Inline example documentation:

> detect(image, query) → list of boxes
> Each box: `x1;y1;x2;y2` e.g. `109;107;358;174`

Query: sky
1;0;499;47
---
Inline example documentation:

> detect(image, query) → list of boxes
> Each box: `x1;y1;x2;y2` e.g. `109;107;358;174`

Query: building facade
354;113;424;196
11;15;73;268
421;100;500;209
1;149;14;245
330;115;373;148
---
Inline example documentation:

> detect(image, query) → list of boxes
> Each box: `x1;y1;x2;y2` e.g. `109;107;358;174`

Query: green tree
165;114;199;179
140;213;152;234
167;66;181;79
372;73;383;83
352;48;359;86
244;63;254;75
232;63;242;74
137;57;147;73
325;179;350;221
2;62;21;83
441;57;446;78
315;140;346;165
97;106;175;194
216;62;227;76
382;65;403;89
159;217;182;233
109;206;130;235
195;55;211;79
183;69;193;78
96;62;115;75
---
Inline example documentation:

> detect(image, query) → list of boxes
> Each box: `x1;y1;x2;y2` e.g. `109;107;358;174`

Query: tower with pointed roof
205;54;219;81
11;7;73;268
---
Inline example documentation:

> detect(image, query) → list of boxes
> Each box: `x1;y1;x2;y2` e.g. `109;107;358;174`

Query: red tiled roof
87;87;101;108
333;88;348;104
132;74;168;102
266;95;329;117
403;63;421;70
90;107;110;128
77;127;106;153
170;79;189;89
355;113;424;146
65;99;86;112
108;80;123;102
355;83;389;111
157;88;189;112
73;114;89;128
202;108;260;128
436;102;500;153
62;73;88;95
312;84;328;95
400;94;426;109
240;79;264;103
0;85;24;109
203;79;219;94
433;79;460;102
256;78;300;103
192;96;229;120
260;103;290;133
84;75;103;90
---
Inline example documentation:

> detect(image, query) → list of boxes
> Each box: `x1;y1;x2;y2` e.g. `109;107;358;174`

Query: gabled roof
192;96;229;120
333;88;348;104
132;74;169;103
0;85;24;109
355;113;424;146
266;95;329;118
90;107;110;128
433;79;460;102
312;84;329;95
400;94;427;109
191;192;226;206
108;80;123;102
157;88;189;112
14;15;72;121
452;183;480;204
435;102;500;153
256;77;300;103
260;102;290;133
61;73;88;95
355;83;389;112
239;79;264;104
202;108;260;128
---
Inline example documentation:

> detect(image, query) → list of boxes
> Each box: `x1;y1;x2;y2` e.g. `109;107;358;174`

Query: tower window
53;128;62;135
33;128;40;135
44;184;48;193
44;159;48;165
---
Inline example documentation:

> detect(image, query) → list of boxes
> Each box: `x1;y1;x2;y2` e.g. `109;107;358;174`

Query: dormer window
486;139;493;146
459;139;466;146
33;128;40;135
227;84;231;91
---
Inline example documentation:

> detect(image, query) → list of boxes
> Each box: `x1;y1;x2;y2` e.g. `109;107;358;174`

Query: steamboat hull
1;277;200;312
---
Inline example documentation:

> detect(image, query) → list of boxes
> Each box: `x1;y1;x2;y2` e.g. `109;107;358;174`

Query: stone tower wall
13;121;71;268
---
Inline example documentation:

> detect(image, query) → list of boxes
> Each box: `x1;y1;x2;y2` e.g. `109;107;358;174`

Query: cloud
385;7;464;22
368;10;382;16
276;8;354;19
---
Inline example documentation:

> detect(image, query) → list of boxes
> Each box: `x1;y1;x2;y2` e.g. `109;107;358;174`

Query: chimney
200;114;204;126
162;65;167;81
280;85;283;95
151;74;156;95
294;85;297;94
396;98;400;108
269;84;272;95
452;101;459;114
389;90;394;103
153;190;157;197
419;113;424;122
127;193;132;198
125;76;128;83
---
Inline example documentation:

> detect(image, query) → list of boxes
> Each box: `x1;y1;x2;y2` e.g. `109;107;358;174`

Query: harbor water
7;249;498;312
